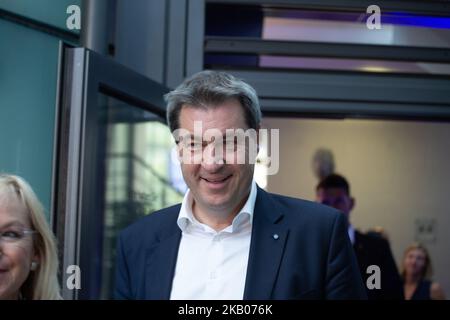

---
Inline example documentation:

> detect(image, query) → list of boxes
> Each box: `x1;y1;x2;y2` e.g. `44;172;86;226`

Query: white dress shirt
348;224;356;245
170;181;257;300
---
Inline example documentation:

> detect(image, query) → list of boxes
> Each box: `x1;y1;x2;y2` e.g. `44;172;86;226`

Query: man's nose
201;143;225;171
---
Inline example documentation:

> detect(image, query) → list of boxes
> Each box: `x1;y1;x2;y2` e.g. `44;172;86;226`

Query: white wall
264;117;450;297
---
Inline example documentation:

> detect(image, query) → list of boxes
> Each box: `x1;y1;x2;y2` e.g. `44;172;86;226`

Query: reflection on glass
98;95;184;299
204;3;450;74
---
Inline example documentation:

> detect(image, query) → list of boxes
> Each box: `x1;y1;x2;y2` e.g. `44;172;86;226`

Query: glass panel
258;56;450;75
0;0;81;33
205;4;450;47
262;11;450;47
204;3;450;74
205;53;450;75
0;18;59;215
98;94;185;299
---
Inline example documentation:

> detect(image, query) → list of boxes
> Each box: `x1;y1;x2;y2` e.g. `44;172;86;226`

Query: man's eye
224;143;234;150
225;140;239;150
189;142;202;149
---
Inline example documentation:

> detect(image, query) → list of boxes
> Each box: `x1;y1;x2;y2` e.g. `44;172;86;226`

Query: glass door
54;47;184;299
98;96;184;299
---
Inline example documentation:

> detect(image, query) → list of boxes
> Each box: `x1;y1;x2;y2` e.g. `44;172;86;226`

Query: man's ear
256;129;260;154
350;197;355;211
315;188;322;202
256;124;261;153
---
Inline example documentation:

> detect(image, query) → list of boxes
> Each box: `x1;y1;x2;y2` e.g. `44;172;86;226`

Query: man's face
177;99;256;213
316;187;354;220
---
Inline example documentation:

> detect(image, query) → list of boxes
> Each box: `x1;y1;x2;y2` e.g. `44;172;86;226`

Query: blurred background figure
312;148;335;181
367;226;390;241
316;173;404;300
0;174;61;300
402;243;446;300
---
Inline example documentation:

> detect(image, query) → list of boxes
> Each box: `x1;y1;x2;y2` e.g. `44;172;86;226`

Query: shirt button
210;271;217;279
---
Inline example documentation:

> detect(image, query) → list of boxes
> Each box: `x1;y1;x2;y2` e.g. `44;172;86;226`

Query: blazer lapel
144;216;181;299
244;187;289;299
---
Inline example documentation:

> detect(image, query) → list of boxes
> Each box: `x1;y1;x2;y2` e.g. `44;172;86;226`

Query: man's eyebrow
224;135;239;141
178;134;205;144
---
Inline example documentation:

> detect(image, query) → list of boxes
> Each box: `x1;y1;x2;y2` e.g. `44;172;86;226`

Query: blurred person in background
316;173;404;300
402;243;446;300
311;148;335;181
0;174;61;300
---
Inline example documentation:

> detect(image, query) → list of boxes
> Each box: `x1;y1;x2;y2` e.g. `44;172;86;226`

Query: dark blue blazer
115;187;367;300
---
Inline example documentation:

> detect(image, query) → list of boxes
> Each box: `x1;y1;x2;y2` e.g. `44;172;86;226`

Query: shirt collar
348;224;356;245
177;180;258;233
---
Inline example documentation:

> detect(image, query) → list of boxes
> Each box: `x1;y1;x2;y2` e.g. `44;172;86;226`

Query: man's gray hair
165;70;262;133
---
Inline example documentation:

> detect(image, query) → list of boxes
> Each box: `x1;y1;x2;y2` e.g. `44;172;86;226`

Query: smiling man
114;71;366;300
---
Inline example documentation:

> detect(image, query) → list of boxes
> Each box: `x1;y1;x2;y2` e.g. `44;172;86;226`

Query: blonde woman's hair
401;242;433;281
0;174;61;300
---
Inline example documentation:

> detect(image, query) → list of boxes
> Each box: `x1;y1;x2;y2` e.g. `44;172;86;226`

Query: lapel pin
273;234;279;240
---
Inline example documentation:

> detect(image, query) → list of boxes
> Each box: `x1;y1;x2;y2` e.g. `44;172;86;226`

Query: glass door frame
54;45;170;300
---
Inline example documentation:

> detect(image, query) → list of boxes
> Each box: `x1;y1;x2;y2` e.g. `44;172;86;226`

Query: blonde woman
402;243;446;300
0;174;61;299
